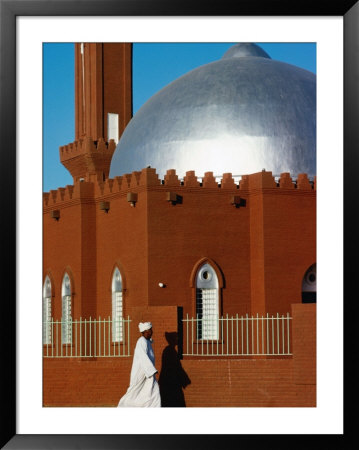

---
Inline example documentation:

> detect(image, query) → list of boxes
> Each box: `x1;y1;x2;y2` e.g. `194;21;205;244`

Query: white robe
118;336;161;407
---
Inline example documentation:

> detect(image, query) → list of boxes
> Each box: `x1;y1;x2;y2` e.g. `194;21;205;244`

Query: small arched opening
61;272;72;344
112;267;123;342
302;263;316;303
42;276;52;344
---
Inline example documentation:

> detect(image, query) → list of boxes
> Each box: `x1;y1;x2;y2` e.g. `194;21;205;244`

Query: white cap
138;322;152;332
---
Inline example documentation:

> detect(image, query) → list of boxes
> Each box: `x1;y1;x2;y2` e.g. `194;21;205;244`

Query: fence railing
43;316;131;358
182;313;292;357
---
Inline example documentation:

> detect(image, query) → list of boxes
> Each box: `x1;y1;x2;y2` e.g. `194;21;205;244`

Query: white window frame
61;273;72;345
42;276;52;344
108;113;119;144
196;263;219;340
112;267;123;342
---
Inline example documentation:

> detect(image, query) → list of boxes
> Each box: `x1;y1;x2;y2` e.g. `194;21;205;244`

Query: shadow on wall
159;332;191;407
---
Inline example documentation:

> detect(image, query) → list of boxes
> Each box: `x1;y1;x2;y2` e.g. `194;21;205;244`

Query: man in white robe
118;322;161;407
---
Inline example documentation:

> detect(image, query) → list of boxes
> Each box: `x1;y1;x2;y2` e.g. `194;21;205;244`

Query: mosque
43;43;316;407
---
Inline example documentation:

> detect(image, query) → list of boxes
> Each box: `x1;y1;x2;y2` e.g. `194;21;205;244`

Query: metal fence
182;313;292;357
43;317;131;358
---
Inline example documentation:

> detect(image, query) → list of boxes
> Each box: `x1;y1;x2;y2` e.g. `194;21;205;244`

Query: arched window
61;273;72;344
112;267;123;342
42;276;52;344
302;263;316;303
196;263;219;340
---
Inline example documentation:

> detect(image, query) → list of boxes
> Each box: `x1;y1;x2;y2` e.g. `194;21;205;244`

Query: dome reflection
110;44;316;180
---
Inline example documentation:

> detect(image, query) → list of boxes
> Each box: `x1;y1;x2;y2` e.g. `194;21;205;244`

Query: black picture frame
1;1;357;448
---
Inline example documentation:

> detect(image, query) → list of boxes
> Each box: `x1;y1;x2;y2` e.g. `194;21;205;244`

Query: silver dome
110;43;316;180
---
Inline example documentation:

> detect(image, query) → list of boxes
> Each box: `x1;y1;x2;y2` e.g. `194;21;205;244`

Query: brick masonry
43;168;316;321
43;44;316;408
43;169;316;407
43;303;316;407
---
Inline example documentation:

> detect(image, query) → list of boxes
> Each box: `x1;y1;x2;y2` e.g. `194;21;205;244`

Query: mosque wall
43;168;316;407
43;191;85;320
95;186;150;316
260;188;316;313
42;303;315;407
43;168;316;321
144;177;252;317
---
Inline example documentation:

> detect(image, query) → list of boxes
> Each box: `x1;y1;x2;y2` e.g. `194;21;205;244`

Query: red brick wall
291;303;316;386
261;190;316;314
180;303;316;407
43;181;98;320
181;359;295;407
43;306;179;406
43;169;316;406
43;193;83;320
75;43;132;142
43;358;132;407
95;188;150;316
103;43;132;138
145;182;251;317
43;169;316;338
43;304;315;407
248;172;316;314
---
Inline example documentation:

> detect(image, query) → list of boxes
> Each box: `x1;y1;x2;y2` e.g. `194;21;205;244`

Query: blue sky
43;42;316;192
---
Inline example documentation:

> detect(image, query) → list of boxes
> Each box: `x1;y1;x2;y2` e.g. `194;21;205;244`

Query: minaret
60;43;132;183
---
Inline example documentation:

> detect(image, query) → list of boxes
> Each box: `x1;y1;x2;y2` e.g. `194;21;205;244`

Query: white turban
138;322;152;332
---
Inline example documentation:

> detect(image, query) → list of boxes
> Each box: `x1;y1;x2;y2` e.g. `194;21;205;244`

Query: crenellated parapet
59;137;117;184
94;168;161;196
183;170;200;187
164;169;181;186
43;167;316;211
43;185;75;207
278;172;295;189
43;180;96;210
221;173;237;190
296;173;312;190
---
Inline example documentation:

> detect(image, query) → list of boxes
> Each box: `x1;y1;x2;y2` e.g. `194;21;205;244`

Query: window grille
62;295;72;344
196;288;219;340
112;291;123;342
112;267;123;342
61;273;72;345
196;263;219;340
42;276;52;344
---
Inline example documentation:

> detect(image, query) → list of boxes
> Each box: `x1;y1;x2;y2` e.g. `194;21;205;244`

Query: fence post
127;315;131;357
287;312;291;354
